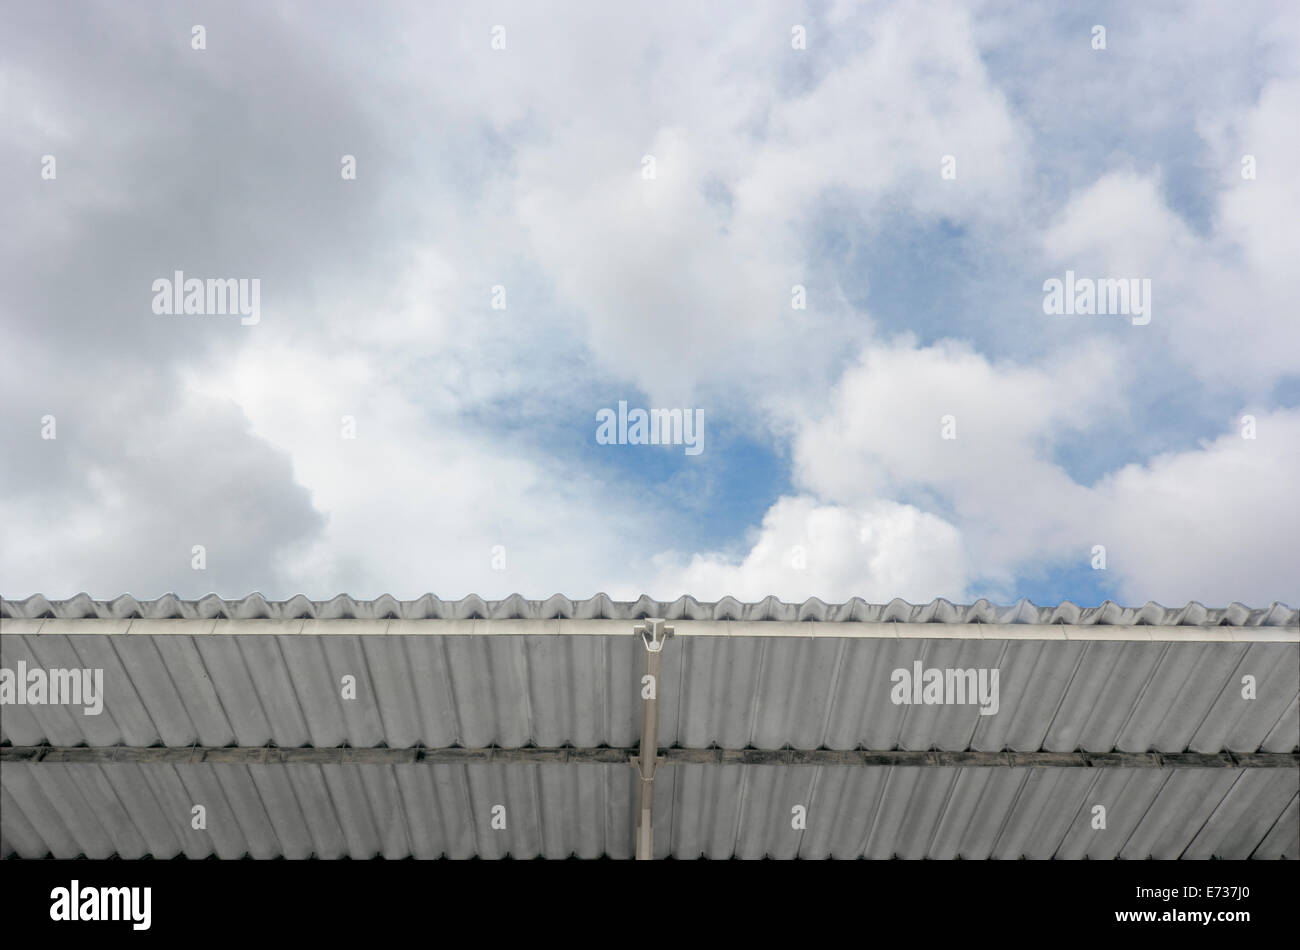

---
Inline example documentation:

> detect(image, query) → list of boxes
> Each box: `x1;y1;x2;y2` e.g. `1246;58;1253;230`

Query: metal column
632;618;673;860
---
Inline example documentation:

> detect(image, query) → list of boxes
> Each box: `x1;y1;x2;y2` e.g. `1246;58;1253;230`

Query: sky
1;0;1297;607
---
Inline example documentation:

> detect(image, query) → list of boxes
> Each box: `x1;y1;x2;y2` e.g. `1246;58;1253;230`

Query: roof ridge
2;594;1295;625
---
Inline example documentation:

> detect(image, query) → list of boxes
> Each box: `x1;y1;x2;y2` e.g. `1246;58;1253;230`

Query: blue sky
1;1;1296;607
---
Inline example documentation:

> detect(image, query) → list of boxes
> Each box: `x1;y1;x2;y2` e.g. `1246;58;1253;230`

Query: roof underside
2;634;1296;753
2;597;1296;859
3;761;1296;859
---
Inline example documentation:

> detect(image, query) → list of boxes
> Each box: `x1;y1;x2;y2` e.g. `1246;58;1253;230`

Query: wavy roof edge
1;594;1295;626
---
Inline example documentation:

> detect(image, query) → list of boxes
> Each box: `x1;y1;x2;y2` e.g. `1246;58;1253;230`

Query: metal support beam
2;745;1294;767
632;618;674;859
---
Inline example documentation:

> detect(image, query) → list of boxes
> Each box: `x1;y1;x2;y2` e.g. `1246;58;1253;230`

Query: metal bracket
629;754;665;781
634;618;675;652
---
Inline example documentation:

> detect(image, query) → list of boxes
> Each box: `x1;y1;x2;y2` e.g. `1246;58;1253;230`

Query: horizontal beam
3;745;1296;768
2;618;1295;642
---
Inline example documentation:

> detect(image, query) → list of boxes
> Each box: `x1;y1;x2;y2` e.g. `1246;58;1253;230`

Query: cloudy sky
2;1;1296;607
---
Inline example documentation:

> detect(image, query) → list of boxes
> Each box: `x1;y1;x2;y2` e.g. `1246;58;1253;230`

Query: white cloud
651;495;969;602
792;337;1122;579
1091;408;1300;606
689;338;1297;604
510;0;1030;406
1037;76;1300;392
180;341;660;599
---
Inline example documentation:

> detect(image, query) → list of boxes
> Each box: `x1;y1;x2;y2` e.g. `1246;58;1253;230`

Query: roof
3;595;1296;859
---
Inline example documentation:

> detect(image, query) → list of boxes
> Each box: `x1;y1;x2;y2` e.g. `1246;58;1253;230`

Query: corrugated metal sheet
3;597;1296;859
1;762;1294;859
0;761;636;859
3;594;1296;626
2;634;1295;753
658;763;1300;859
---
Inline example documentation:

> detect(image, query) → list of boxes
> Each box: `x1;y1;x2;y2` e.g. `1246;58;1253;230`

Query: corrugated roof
2;762;1295;859
2;633;1295;753
3;597;1296;860
3;594;1296;625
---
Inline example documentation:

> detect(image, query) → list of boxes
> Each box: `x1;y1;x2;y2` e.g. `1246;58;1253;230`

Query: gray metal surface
658;763;1300;859
1;761;1294;859
2;634;1295;753
3;598;1296;859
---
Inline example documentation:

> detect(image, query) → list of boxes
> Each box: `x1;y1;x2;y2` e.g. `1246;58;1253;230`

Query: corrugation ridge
581;593;614;620
491;593;528;620
102;594;139;619
676;595;708;620
282;594;316;619
196;594;232;620
2;594;1295;625
1135;602;1167;625
1171;601;1209;626
713;596;744;621
996;599;1031;624
538;594;571;620
1044;601;1076;624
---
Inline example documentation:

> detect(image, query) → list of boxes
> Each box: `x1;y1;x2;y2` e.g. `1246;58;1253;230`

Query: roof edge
1;593;1296;626
2;616;1297;643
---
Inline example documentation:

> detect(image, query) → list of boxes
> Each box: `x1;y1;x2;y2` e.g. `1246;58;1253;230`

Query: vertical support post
633;618;673;860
